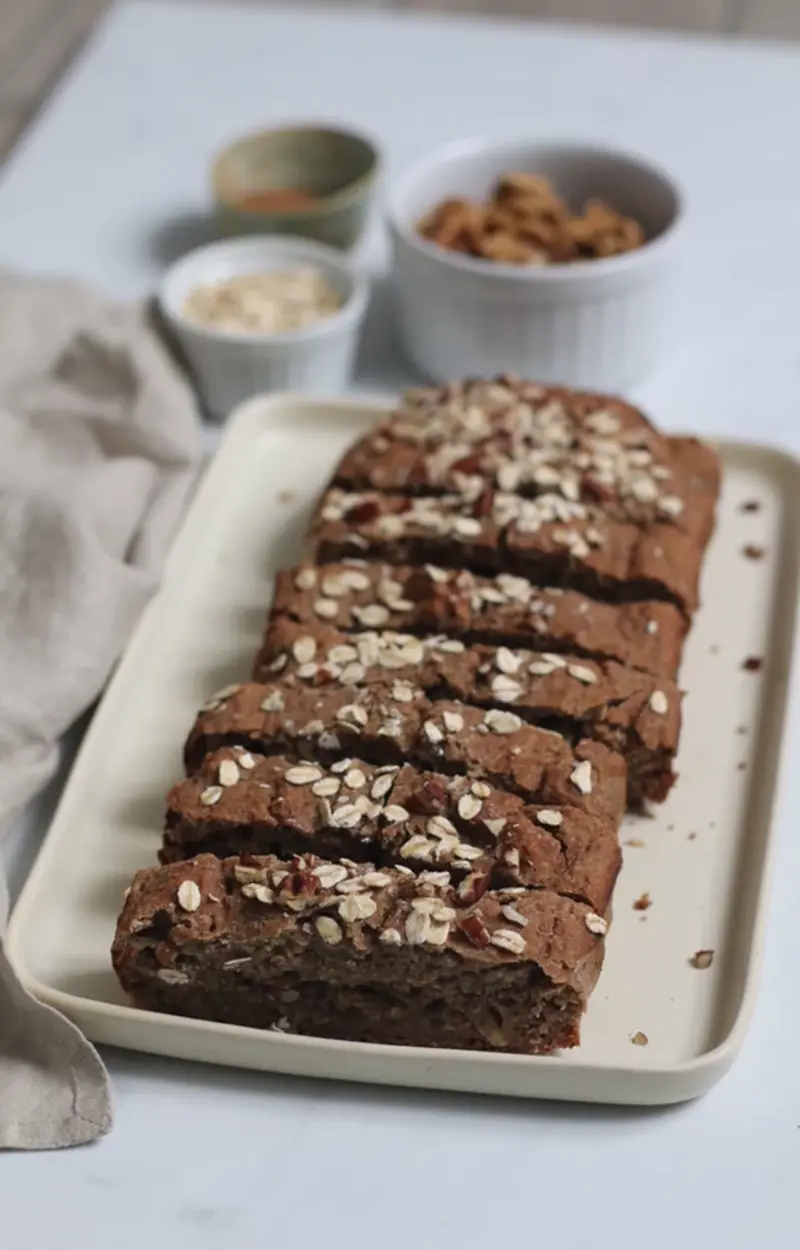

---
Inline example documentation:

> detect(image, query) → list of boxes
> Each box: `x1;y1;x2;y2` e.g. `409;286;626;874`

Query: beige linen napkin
0;270;200;1149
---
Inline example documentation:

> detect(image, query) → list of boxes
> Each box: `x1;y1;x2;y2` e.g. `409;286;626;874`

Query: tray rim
7;391;800;1107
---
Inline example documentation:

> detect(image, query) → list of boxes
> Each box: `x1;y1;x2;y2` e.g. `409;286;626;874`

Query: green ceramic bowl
212;124;380;250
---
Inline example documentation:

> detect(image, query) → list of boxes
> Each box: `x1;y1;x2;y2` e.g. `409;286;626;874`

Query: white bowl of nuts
159;235;370;420
387;138;685;390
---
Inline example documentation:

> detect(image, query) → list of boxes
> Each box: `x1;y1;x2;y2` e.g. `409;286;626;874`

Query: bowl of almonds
387;139;684;390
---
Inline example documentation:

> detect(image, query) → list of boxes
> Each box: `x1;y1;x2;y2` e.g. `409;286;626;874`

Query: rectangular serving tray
7;394;800;1105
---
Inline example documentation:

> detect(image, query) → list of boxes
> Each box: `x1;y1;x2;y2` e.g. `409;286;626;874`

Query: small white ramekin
159;235;370;421
387;139;685;392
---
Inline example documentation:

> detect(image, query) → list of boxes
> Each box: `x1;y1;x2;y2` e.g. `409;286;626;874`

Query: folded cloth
0;270;200;1149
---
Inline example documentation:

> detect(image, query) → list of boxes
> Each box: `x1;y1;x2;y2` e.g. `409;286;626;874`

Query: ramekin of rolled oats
159;235;369;420
182;267;343;336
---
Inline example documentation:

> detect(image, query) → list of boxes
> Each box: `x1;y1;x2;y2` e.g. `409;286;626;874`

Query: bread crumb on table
631;1031;649;1046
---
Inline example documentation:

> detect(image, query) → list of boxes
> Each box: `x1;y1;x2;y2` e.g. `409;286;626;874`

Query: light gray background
1;2;799;1246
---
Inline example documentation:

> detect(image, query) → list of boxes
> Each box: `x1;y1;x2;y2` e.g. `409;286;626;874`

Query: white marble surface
3;1;800;1244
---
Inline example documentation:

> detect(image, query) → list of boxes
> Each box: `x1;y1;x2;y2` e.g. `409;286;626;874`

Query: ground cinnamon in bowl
235;188;320;213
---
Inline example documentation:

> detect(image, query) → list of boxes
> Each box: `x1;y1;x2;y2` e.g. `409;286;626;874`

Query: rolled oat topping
261;691;285;713
457;794;483;820
241;883;273;904
584;912;608;936
177;880;202;912
312;863;349;889
234;863;268;885
484;709;523;735
500;904;528;927
285;765;324;786
218;759;240;787
314;598;339;619
536;809;563;828
292;636;317;664
338;893;377;922
329;804;363;829
484;818;507;836
570;759;593;796
312;777;341;797
315;915;344;945
383;803;410;823
490;928;527;955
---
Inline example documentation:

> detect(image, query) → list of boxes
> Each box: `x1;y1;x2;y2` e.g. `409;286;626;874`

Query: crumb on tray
690;949;714;970
742;544;766;560
742;656;763;672
633;892;652;911
631;1031;649;1046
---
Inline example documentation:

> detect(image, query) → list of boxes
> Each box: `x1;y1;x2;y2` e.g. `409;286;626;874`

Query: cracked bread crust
333;381;719;540
269;562;687;678
253;616;679;807
310;487;709;615
183;680;627;825
163;749;621;913
112;853;607;1054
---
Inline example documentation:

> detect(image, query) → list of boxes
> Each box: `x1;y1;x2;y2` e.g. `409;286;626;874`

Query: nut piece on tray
163;749;621;915
269;562;687;679
112;854;608;1054
332;380;719;538
183;680;627;825
254;619;680;806
310;487;709;616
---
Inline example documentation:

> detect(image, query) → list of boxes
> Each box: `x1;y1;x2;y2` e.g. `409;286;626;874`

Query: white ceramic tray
7;396;800;1106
